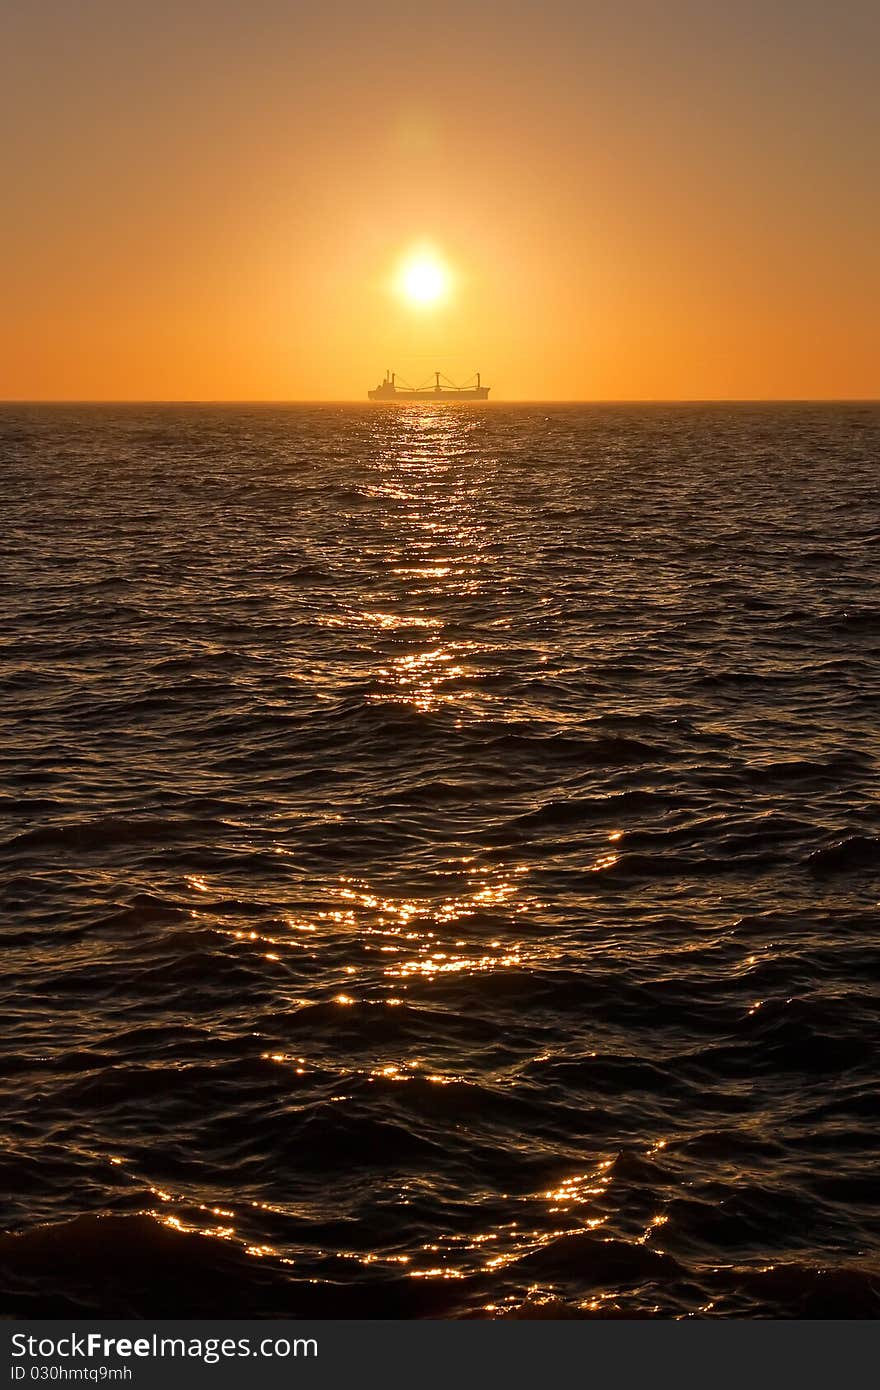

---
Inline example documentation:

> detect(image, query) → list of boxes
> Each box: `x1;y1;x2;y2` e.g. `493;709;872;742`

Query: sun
395;248;451;308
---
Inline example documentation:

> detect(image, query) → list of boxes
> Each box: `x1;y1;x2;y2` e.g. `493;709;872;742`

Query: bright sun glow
396;250;450;307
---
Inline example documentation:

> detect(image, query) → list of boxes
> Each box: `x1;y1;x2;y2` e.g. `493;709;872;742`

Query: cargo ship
368;371;489;401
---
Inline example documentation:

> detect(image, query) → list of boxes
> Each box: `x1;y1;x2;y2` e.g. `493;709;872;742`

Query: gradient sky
2;0;878;400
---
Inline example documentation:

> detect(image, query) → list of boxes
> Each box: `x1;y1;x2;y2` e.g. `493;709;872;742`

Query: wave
3;402;880;1318
806;836;880;874
3;1211;879;1319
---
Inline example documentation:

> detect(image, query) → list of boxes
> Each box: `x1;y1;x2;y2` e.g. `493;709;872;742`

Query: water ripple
1;402;879;1317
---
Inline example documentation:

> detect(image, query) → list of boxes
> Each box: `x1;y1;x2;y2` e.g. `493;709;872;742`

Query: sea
2;402;879;1318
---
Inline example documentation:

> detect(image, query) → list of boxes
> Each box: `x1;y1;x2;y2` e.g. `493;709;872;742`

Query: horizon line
2;397;879;407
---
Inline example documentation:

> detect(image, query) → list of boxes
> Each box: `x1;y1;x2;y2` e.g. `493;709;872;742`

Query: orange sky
2;1;878;400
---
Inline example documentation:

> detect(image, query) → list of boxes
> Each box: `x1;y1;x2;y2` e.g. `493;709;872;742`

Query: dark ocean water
2;402;879;1319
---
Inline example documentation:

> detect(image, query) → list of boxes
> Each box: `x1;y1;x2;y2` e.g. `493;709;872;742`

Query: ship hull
368;387;490;402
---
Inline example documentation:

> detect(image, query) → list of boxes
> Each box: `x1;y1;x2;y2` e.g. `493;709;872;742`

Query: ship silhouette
369;371;490;401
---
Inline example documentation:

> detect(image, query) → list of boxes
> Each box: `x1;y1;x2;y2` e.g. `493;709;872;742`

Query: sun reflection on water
117;409;647;1304
105;1137;655;1312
